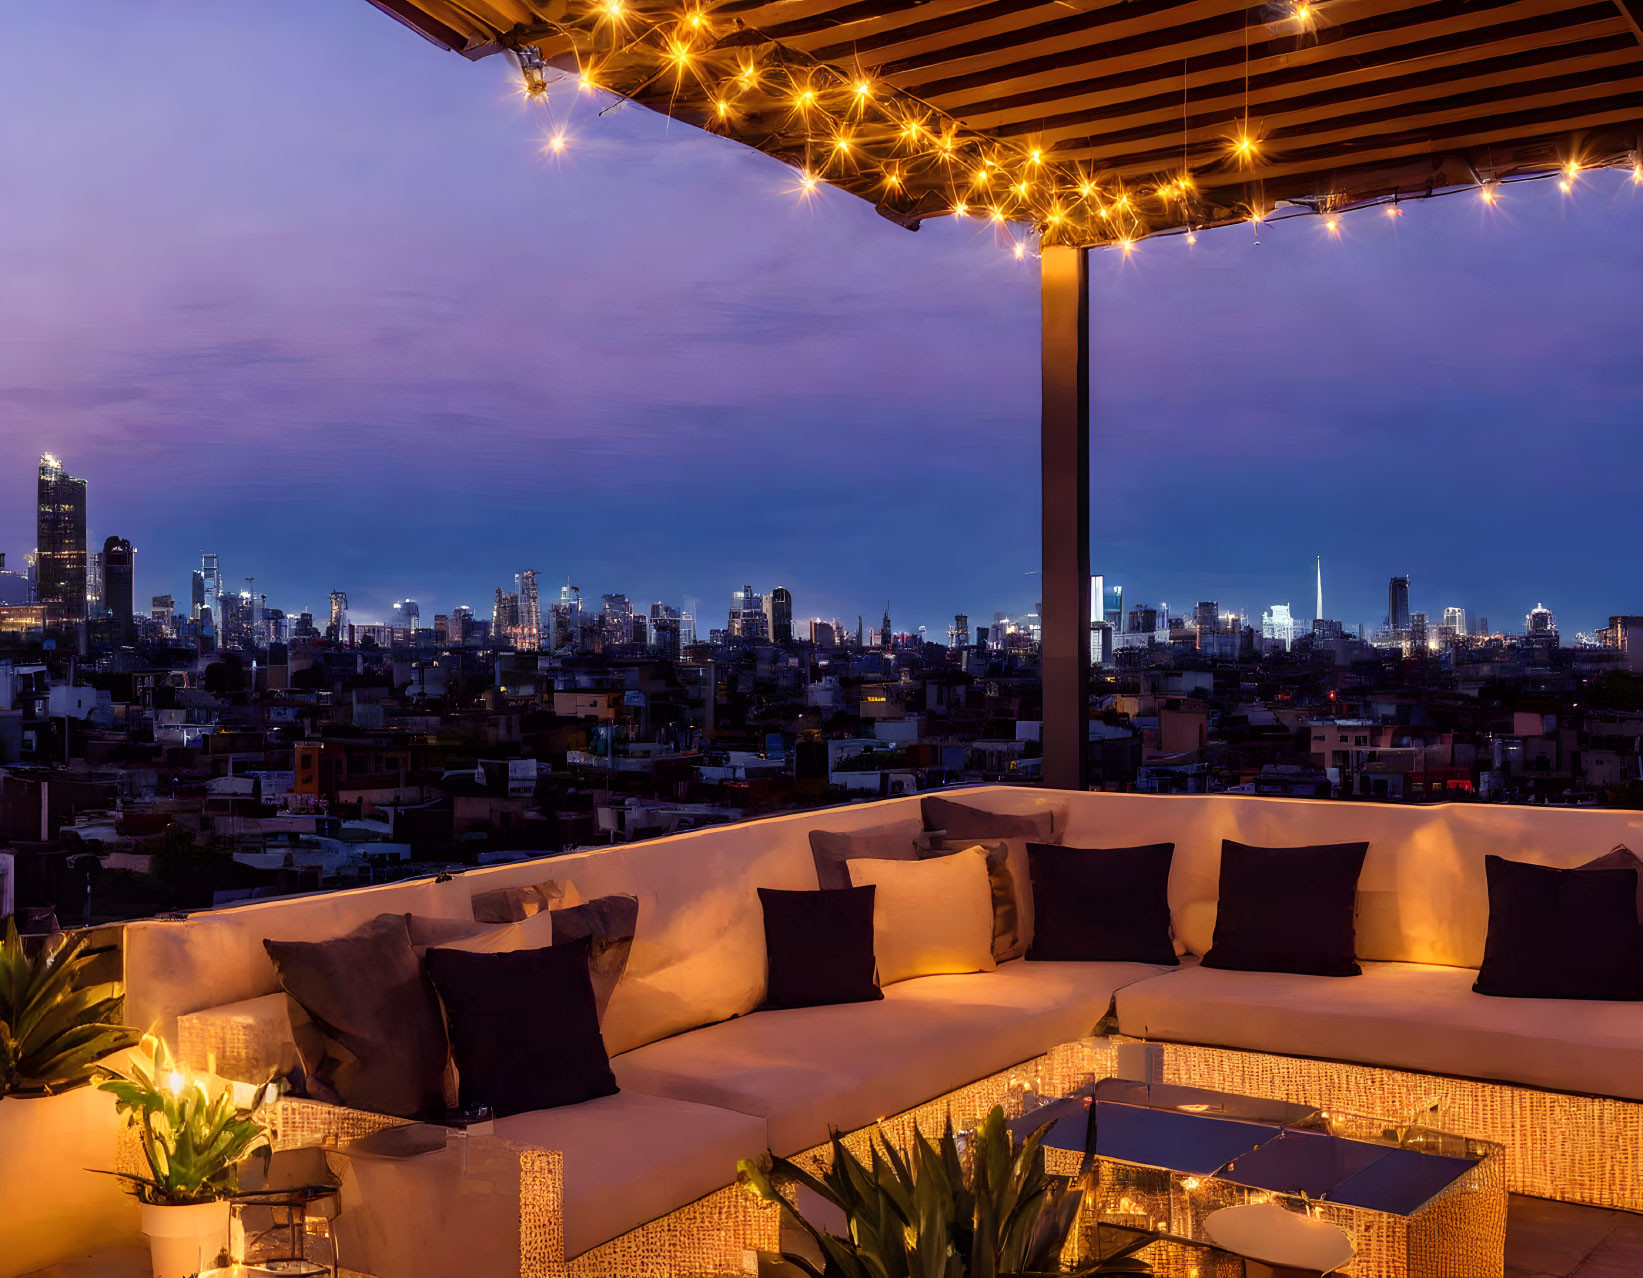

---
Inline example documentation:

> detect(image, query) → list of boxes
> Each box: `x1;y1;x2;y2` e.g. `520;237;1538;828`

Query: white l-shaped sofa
118;788;1643;1264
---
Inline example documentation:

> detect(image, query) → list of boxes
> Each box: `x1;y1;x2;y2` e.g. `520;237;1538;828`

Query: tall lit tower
1315;555;1323;623
200;553;224;632
37;453;88;632
329;590;348;639
517;570;542;648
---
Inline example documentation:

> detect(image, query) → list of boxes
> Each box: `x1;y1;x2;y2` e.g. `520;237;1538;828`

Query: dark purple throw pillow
425;937;618;1117
1026;843;1178;965
758;885;882;1010
1202;840;1369;977
264;915;450;1119
1474;856;1643;1001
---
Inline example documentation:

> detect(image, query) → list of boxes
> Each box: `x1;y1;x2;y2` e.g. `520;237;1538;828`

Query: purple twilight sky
1;1;1639;639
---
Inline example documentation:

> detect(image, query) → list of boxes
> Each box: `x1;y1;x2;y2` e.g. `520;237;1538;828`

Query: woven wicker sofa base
236;1034;1638;1277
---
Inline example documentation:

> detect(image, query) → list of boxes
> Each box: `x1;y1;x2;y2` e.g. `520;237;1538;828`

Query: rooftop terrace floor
20;1197;1643;1278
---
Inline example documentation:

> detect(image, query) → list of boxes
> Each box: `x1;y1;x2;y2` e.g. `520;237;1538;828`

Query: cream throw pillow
848;849;996;985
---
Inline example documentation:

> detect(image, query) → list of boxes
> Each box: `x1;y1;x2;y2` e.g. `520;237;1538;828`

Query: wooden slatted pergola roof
371;0;1643;246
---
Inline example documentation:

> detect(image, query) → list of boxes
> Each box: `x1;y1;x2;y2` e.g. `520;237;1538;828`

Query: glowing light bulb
687;10;704;27
800;172;818;192
854;80;871;99
1186;230;1197;245
1013;241;1026;260
991;206;1006;223
166;1071;186;1096
1325;217;1339;233
714;99;728;116
1634;162;1642;184
1558;177;1571;193
834;136;850;152
953;200;968;217
602;0;623;15
1014;181;1028;197
1293;2;1310;18
1235;135;1255;156
1385;203;1401;217
1120;238;1135;255
544;132;568;154
1029;148;1043;164
884;170;901;187
1078;182;1093;198
1479;182;1499;205
1565;159;1581;178
795;88;816;108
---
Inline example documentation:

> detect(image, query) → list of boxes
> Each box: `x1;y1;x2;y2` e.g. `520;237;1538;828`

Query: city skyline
1;2;1639;639
0;446;1607;643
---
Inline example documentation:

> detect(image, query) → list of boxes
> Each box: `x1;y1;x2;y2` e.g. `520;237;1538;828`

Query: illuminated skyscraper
36;453;88;632
516;571;541;648
201;553;224;632
1262;603;1295;651
329;590;348;639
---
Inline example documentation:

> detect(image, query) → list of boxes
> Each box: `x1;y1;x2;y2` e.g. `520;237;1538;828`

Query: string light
507;0;1643;256
1325;216;1340;234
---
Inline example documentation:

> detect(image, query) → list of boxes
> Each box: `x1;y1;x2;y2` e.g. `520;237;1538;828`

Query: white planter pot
0;1087;138;1278
139;1199;231;1278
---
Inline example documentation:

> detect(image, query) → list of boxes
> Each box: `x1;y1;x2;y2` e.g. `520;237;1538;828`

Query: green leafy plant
97;1038;270;1205
0;916;138;1098
738;1105;1153;1277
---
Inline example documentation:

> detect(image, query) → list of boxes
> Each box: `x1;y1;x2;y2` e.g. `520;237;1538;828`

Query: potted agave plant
0;917;140;1278
98;1038;272;1278
739;1105;1154;1277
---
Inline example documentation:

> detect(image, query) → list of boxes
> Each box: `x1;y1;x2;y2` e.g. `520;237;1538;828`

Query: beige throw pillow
919;836;1031;962
847;849;996;985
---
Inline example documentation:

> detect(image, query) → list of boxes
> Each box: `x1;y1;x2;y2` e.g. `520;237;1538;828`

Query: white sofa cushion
1115;961;1643;1101
493;1091;767;1260
613;959;1167;1154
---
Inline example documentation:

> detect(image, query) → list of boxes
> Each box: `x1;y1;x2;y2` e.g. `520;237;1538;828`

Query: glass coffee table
1011;1073;1506;1278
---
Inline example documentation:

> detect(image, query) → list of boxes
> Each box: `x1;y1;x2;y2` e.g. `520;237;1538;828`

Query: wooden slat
1066;62;1643;165
1109;89;1643;186
1612;0;1643;40
904;0;1569;107
1026;36;1642;157
961;3;1627;133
